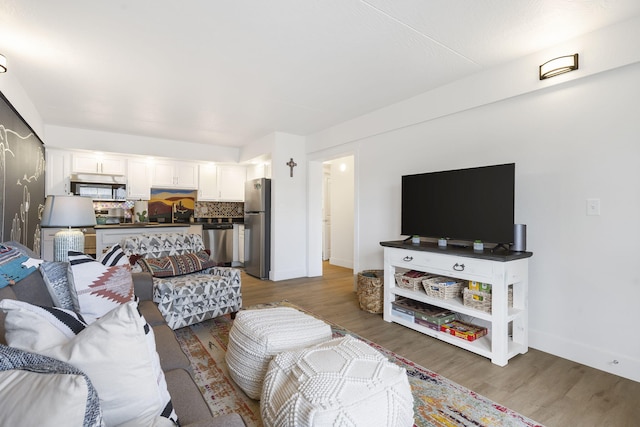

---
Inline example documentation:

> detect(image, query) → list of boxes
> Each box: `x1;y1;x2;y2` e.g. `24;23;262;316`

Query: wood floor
240;262;639;427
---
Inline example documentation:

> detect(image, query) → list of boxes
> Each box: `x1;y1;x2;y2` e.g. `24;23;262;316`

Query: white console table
380;241;532;366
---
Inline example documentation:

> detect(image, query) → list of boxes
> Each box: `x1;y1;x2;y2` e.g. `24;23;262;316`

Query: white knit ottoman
261;335;414;427
225;307;332;400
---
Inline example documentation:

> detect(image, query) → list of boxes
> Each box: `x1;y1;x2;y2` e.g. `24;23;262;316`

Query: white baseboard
529;328;640;383
329;257;353;269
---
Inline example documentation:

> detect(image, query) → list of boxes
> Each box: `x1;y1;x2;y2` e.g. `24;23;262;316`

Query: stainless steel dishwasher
202;223;234;266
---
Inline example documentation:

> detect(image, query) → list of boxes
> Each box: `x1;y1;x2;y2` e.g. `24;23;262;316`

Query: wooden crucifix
286;158;297;177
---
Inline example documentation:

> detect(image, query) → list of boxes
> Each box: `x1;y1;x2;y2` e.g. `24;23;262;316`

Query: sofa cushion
2;301;177;426
152;324;190;371
138;251;216;277
0;344;104;427
68;251;135;323
164;368;215;425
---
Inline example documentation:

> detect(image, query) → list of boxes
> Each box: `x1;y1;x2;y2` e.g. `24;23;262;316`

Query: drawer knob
403;256;414;262
453;263;465;271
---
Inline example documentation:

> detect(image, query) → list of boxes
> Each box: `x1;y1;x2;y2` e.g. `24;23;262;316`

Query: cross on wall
286;158;297;177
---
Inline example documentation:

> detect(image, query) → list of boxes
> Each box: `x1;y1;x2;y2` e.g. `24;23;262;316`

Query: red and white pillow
67;245;134;323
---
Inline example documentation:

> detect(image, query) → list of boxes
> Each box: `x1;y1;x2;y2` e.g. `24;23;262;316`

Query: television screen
401;163;515;244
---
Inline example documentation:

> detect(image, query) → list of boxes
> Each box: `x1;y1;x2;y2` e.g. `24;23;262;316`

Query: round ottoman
225;307;332;400
260;335;414;427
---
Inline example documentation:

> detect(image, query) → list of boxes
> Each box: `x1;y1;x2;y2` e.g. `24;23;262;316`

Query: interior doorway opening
322;156;354;270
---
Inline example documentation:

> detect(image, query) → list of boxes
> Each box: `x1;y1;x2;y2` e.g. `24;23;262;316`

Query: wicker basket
422;276;464;299
357;270;384;314
394;271;430;292
463;286;513;313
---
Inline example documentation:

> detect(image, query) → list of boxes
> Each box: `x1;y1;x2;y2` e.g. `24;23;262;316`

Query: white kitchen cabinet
126;158;151;200
72;152;126;175
198;164;245;201
233;223;245;267
197;164;218;200
381;241;532;366
45;148;71;196
151;160;198;189
217;165;245;201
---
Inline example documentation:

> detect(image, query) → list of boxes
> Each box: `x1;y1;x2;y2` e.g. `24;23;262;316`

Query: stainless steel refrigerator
244;178;271;279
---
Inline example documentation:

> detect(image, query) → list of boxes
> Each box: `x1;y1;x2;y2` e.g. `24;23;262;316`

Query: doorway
321;156;354;269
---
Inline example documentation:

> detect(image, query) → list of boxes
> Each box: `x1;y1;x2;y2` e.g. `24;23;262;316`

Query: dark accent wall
0;91;45;253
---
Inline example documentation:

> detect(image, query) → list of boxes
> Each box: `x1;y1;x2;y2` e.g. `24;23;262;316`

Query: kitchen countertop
94;223;191;229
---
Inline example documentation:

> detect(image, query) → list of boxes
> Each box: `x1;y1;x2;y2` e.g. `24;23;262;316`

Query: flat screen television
401;163;515;244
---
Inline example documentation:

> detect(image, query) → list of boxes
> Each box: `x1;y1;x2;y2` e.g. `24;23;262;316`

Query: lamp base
54;228;85;262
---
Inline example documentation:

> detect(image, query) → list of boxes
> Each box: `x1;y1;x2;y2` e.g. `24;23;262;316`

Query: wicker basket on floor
357;270;384;314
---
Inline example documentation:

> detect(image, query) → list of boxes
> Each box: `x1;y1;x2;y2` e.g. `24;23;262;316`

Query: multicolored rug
174;301;544;427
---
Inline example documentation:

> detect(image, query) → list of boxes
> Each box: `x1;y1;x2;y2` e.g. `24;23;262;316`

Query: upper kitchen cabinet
198;164;246;201
197;163;218;200
127;158;152;200
151;160;198;189
72;152;126;175
217;165;246;201
45;148;71;196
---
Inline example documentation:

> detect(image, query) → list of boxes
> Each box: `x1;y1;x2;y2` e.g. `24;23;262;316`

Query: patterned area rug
174;301;544;427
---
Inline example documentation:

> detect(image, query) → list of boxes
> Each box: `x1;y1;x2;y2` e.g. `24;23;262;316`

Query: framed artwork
148;188;196;223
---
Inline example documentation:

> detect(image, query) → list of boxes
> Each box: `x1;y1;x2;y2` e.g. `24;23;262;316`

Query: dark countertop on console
380;240;533;262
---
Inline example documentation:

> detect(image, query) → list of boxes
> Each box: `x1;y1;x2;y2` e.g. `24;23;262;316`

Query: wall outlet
586;198;601;216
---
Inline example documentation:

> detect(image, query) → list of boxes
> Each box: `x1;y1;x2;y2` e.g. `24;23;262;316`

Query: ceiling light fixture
539;54;579;80
0;54;6;73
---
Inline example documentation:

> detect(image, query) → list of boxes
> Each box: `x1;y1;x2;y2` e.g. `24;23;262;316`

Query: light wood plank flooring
240;262;639;427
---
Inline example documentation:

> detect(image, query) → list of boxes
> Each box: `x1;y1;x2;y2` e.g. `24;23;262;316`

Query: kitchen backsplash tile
195;201;244;218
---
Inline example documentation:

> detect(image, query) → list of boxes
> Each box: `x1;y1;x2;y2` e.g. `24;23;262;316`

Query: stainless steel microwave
70;174;127;201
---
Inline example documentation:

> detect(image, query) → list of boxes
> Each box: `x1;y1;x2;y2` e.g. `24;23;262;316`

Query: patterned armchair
121;233;242;329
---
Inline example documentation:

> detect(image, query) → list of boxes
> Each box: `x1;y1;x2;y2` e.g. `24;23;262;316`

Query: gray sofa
0;263;245;427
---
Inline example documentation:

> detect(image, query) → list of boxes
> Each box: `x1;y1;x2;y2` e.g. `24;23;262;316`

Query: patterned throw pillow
68;249;135;323
137;250;215;277
1;300;178;426
39;261;75;310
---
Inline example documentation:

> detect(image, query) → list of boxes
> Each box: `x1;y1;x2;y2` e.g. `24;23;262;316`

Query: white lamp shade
0;54;6;73
41;195;96;228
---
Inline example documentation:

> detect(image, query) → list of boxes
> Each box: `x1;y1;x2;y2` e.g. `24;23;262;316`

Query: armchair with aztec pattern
121;232;242;329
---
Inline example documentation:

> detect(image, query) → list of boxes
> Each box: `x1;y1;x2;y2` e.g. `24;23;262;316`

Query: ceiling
1;1;639;149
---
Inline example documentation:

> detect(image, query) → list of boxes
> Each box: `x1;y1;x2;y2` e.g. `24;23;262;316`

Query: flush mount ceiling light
0;54;6;73
539;54;579;80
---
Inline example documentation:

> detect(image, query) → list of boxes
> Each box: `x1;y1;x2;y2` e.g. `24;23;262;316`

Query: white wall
328;156;354;268
269;132;307;281
306;19;640;382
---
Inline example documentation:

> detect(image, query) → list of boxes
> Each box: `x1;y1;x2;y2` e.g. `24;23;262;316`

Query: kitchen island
95;223;189;256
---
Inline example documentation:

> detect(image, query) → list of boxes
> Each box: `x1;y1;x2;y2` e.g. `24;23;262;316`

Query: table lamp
41;195;96;261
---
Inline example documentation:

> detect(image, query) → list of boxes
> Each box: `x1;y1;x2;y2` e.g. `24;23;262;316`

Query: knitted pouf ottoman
225;307;332;400
260;335;414;427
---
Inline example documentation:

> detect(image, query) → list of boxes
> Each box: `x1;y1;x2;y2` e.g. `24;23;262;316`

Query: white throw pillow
2;301;175;427
67;250;135;323
0;369;92;427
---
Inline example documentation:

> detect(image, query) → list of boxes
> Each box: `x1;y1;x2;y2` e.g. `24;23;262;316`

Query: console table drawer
388;249;493;279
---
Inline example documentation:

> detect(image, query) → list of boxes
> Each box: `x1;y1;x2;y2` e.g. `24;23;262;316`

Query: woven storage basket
463;286;513;313
357;270;384;314
394;271;429;292
422;276;464;299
